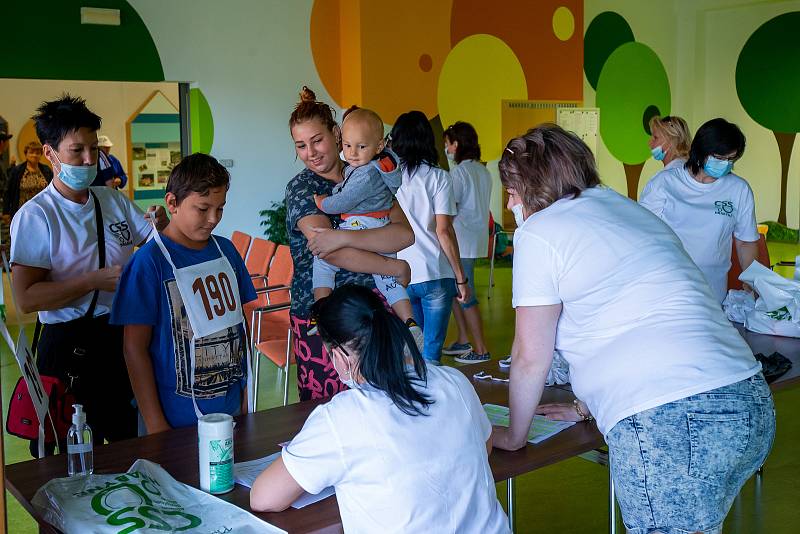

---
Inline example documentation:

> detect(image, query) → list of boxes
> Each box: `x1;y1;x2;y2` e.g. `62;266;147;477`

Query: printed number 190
191;273;236;320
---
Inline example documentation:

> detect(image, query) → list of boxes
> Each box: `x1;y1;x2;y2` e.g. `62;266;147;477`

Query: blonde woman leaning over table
492;124;774;534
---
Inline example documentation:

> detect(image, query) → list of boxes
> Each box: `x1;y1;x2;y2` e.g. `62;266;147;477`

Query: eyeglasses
711;153;738;162
473;370;509;383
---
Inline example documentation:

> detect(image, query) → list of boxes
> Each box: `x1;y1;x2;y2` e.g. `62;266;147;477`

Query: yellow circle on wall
437;34;527;161
552;6;575;41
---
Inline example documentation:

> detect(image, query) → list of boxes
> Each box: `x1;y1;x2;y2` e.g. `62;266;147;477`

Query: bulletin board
499;99;582;228
556;107;599;155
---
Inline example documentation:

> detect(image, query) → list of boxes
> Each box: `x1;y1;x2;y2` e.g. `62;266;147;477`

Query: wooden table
4;360;603;534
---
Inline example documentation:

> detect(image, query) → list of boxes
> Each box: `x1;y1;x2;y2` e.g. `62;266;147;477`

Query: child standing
111;154;257;433
313;108;421;344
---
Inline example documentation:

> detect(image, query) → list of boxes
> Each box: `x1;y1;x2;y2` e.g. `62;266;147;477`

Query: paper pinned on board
234;452;335;509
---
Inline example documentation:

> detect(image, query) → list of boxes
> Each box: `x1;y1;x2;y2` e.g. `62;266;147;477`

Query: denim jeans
606;373;775;534
458;258;479;309
406;278;457;362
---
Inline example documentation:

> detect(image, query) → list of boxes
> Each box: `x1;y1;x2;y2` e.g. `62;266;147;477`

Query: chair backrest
727;235;770;291
266;245;294;304
246;237;277;279
231;231;252;260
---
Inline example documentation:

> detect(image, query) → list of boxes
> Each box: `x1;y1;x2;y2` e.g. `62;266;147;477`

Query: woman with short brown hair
4;140;52;219
493;123;773;534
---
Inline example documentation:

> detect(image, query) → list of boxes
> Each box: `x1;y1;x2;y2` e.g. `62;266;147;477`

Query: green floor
2;243;800;532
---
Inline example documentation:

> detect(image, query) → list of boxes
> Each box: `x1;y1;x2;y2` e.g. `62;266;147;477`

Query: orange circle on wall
310;0;453;121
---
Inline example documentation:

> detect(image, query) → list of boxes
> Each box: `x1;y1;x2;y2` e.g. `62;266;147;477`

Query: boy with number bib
111;154;256;433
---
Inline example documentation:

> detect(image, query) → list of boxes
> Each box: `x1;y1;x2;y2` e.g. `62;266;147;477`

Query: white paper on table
234;452;335;509
483;404;575;444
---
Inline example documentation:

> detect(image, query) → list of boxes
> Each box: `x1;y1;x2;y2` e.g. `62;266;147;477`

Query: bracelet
573;399;593;422
456;278;469;285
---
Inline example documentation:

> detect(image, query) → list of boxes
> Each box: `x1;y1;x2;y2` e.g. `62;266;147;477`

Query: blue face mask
703;156;734;179
651;145;666;161
50;147;97;191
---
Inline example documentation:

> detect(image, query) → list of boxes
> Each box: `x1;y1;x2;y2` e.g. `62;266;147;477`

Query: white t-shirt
282;365;509;534
451;160;492;258
396;163;457;284
639;165;759;301
512;186;761;436
10;183;152;324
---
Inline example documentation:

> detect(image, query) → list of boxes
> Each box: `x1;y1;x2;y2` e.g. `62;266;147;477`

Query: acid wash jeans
406;278;457;362
606;372;775;534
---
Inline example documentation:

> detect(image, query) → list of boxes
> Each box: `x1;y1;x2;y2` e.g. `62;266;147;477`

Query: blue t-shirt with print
111;233;257;429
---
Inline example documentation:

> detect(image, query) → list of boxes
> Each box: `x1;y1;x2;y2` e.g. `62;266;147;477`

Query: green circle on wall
596;42;671;165
583;11;635;91
190;88;214;154
736;11;800;133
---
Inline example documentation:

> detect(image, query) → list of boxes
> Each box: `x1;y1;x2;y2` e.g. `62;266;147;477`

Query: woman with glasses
640;118;760;301
250;284;509;534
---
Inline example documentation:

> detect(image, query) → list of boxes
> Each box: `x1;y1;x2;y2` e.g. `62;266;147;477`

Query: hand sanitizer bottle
67;404;93;476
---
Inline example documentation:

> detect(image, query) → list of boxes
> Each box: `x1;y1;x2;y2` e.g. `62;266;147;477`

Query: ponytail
311;285;433;416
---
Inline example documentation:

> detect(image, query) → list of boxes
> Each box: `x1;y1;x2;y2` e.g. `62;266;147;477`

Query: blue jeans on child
406;278;456;362
606;372;775;534
312;215;408;306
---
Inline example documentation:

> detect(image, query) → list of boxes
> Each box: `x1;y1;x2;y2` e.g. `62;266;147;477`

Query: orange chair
231;231;252;261
248;245;295;409
727;235;771;291
245;238;277;292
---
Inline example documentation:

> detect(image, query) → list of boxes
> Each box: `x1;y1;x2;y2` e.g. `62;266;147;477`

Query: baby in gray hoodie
313;108;421;339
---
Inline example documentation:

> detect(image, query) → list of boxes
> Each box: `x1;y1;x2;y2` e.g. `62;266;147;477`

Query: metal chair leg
609;472;617;534
253;312;262;411
488;233;498;300
282;328;291;406
507;476;515;533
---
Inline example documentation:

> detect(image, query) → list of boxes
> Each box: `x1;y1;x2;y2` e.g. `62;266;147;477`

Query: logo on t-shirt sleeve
714;200;734;217
108;221;133;246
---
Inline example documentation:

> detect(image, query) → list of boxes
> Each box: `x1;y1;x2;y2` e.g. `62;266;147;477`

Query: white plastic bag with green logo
32;459;286;533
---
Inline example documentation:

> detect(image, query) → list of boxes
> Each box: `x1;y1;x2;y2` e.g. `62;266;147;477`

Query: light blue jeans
406;278;457;362
606;373;775;534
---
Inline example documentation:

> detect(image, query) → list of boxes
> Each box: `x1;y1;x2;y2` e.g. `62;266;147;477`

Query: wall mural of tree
585;12;671;200
736;11;800;225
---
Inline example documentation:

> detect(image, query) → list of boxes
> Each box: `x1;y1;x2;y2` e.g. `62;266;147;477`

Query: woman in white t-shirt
640;118;760;301
492;124;774;534
10;95;168;455
646;115;691;172
441;121;493;363
250;284;509;534
387;111;471;363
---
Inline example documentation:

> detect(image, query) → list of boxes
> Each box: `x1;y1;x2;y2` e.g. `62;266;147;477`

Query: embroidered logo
714;200;734;217
108;221;133;246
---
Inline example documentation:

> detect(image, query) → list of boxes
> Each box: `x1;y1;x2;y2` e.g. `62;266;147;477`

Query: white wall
131;0;323;239
0;78;178;179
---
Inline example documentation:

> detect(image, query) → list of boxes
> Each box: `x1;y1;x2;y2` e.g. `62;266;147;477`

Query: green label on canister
208;438;233;493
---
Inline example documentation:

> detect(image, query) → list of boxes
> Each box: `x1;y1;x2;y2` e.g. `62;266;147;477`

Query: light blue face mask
651;145;666;161
50;147;97;190
444;148;455;162
703;156;734;179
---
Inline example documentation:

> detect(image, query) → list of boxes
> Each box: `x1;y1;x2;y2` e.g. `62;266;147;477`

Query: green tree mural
596;42;671;199
583;11;635;91
736;12;800;225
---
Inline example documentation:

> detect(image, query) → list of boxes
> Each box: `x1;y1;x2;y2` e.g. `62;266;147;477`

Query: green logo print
208;438;233;493
88;471;202;533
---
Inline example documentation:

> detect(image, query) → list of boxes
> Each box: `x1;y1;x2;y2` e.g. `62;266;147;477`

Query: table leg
507;476;515;533
609;472;617;534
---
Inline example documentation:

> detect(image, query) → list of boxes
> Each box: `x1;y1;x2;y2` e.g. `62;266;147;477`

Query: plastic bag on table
723;289;756;324
32;459;286;534
738;261;800;338
545;350;570;386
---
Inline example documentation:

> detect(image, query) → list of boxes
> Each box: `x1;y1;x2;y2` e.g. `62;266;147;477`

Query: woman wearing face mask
441;122;492;363
639;118;759;302
251;284;509;533
285;86;414;401
10;95;168;456
646;115;691;171
493;124;774;534
389;111;471;364
3;141;53;221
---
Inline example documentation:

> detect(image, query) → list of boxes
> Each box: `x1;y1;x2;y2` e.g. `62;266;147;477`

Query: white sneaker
499;356;512;369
